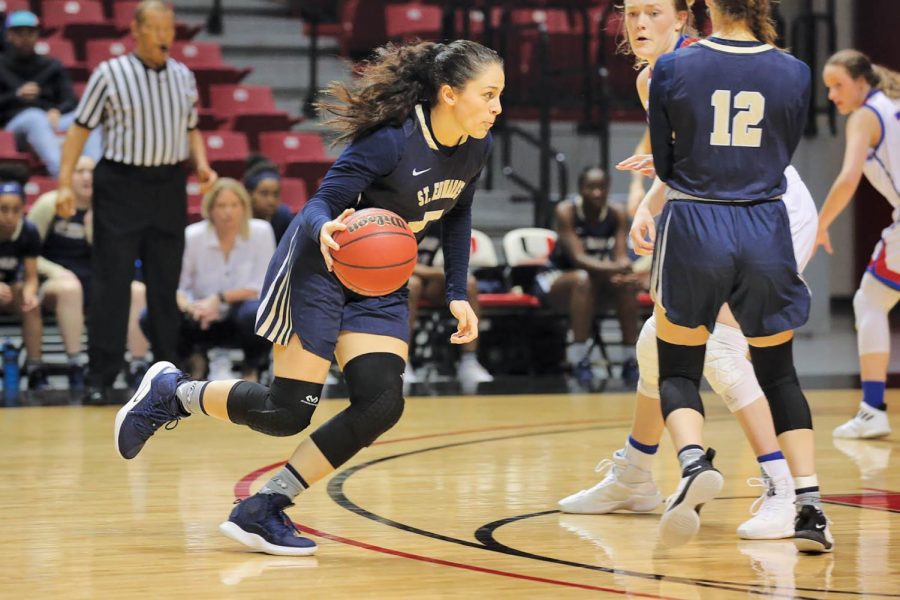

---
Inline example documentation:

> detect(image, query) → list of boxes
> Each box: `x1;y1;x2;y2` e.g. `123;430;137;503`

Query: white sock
760;457;791;481
567;341;588;365
624;438;656;472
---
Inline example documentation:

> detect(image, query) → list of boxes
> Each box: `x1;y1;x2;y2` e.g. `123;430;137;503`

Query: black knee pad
227;377;323;437
749;341;812;434
657;339;706;420
312;353;405;468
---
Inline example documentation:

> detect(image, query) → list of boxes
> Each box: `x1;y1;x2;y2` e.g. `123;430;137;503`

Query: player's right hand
630;207;656;256
616;154;656;178
814;226;833;256
55;186;76;218
319;208;355;272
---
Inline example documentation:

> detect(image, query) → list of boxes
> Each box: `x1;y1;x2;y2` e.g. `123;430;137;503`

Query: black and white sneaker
793;504;834;553
658;448;724;547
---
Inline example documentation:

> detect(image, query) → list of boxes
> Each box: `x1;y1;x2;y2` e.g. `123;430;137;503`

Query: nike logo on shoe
412;168;432;176
815;522;826;531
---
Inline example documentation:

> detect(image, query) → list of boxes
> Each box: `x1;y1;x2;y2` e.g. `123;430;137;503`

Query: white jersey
861;90;900;221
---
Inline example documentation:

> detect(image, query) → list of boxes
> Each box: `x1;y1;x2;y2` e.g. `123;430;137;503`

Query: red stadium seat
0;0;32;14
278;177;308;212
257;132;330;195
207;84;301;148
23;176;57;211
84;37;132;69
34;35;89;82
257;132;327;170
384;3;442;41
201;131;250;179
41;0;120;62
170;42;252;106
0;130;32;167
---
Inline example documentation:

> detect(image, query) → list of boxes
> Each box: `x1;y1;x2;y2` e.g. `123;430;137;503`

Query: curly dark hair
316;39;502;144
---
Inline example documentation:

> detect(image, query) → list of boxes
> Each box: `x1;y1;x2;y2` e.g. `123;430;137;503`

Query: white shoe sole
113;361;176;460
832;426;891;439
658;470;723;547
737;523;796;540
559;492;662;514
794;535;834;554
219;521;318;556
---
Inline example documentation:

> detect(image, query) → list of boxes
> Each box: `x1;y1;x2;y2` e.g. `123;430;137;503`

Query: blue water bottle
3;338;20;406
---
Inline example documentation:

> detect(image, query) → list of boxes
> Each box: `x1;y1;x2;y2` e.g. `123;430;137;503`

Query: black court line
327;425;900;599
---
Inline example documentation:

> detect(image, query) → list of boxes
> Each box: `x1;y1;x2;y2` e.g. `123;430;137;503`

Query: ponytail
316;40;501;144
711;0;777;45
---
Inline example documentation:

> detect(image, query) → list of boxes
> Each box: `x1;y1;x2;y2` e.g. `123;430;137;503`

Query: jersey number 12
710;90;765;147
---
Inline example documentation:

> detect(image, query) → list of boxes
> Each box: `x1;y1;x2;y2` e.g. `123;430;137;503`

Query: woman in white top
818;49;900;440
154;178;276;381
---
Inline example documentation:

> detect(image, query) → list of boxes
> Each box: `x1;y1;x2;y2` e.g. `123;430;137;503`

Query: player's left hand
814;226;832;256
449;300;478;345
616;154;656;178
630;206;656;256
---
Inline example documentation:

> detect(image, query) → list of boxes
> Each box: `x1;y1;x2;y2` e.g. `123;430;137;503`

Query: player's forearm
818;177;857;231
59;124;91;187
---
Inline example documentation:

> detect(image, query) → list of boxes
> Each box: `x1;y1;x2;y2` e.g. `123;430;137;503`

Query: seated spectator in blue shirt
148;178;276;381
243;155;294;244
0;179;45;389
0;11;101;177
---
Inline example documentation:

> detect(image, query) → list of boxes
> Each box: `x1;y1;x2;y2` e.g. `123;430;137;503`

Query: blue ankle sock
861;380;886;410
628;435;659;455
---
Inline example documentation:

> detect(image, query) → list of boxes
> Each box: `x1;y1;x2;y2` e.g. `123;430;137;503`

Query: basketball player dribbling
559;0;832;551
113;39;503;556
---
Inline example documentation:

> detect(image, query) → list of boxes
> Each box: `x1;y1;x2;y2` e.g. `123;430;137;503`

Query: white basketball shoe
737;475;796;539
833;402;891;439
558;448;662;514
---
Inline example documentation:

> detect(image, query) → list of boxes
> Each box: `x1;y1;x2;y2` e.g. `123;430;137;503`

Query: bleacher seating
279;177;308;212
41;0;120;61
207;84;301;149
34;35;88;82
23;176;56;211
110;1;203;41
201;130;251;178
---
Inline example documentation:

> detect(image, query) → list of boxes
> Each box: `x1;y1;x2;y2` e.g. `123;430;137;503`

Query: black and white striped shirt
75;54;199;167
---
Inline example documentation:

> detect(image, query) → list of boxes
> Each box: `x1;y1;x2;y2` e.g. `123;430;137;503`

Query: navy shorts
650;199;810;338
255;222;410;361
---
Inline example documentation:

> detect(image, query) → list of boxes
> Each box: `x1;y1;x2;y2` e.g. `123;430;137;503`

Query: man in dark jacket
0;11;100;176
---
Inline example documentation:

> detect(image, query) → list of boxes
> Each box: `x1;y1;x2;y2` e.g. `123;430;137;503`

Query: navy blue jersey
42;208;91;286
549;196;619;270
649;38;811;201
269;203;294;244
0;220;40;284
301;104;492;301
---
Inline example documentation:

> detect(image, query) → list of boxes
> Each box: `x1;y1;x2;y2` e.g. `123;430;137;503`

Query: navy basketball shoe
219;493;318;556
658;448;724;547
114;361;190;459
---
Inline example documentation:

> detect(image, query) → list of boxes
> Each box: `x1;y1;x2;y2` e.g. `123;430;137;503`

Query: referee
56;0;217;403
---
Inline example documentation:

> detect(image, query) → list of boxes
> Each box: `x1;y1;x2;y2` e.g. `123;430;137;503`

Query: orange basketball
331;208;418;296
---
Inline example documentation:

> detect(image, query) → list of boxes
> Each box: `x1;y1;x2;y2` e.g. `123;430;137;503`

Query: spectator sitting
407;227;493;391
0;179;45;389
0;11;101;177
156;178;275;382
534;166;641;386
243;155;294;244
26;155;151;392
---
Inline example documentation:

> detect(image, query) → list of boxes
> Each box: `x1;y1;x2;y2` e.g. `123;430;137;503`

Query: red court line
292;523;678;599
234;419;608;498
232;419;682;598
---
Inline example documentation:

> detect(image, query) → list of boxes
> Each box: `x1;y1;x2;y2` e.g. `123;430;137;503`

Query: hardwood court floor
2;389;898;599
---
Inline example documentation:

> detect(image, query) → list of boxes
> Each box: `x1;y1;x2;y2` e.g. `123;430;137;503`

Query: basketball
331;208;418;296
